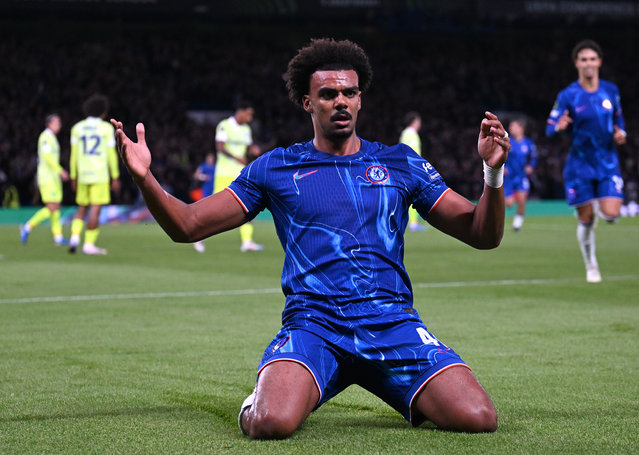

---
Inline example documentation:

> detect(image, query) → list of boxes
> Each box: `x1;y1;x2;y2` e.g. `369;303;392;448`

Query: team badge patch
272;335;290;353
602;99;612;110
366;165;389;184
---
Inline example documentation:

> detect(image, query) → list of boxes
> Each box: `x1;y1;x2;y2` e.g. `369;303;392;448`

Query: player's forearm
69;147;78;179
135;171;199;243
545;120;560;137
470;186;505;249
42;154;63;173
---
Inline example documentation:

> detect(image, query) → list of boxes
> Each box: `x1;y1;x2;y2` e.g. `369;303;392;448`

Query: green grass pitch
1;215;638;454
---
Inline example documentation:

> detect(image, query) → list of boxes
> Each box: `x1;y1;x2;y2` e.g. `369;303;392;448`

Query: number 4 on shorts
417;327;441;346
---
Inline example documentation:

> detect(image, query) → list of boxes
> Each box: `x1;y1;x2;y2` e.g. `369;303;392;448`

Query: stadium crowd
1;21;637;208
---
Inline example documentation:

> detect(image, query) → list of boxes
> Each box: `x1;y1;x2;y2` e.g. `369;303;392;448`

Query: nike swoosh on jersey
293;170;318;180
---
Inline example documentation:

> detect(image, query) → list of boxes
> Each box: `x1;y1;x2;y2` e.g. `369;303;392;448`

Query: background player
546;39;627;283
68;94;121;255
399;111;427;232
111;38;510;439
20;113;70;246
214;101;262;252
504;118;537;232
192;151;216;253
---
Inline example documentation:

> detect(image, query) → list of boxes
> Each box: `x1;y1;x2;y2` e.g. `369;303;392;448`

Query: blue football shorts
256;316;468;425
565;174;624;207
504;175;530;199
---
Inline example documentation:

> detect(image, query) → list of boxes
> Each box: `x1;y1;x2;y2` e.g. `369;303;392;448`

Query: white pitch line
415;275;638;288
0;288;282;305
1;275;637;305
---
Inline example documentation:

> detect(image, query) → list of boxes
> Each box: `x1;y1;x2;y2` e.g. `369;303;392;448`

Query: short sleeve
405;147;450;218
226;153;270;219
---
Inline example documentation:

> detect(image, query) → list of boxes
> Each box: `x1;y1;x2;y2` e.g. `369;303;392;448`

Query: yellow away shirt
37;128;63;185
70;117;119;184
399;126;422;156
215;116;252;178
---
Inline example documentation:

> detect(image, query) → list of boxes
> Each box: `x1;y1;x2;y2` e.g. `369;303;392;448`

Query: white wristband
483;162;504;188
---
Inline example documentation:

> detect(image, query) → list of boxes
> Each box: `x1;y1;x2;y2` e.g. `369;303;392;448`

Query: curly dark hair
286;38;373;106
82;93;109;118
571;39;603;61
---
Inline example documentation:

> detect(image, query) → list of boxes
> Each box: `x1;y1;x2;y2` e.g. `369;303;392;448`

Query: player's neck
579;75;599;92
313;134;361;156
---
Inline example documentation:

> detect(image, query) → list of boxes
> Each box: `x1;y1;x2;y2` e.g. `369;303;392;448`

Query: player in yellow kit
20;113;70;245
214;101;263;251
68;94;120;255
399;111;427;232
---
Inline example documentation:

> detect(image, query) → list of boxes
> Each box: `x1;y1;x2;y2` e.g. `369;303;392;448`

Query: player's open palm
478;111;510;168
111;120;151;183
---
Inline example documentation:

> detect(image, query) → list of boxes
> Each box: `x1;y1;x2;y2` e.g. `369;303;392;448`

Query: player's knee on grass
246;407;301;440
448;401;498;433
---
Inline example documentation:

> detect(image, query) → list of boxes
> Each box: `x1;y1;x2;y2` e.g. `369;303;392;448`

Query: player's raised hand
556;109;572;131
613;125;627;146
110;119;151;184
478;111;510;169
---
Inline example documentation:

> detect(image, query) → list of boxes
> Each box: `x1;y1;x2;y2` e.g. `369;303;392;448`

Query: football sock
240;223;254;244
84;228;99;246
50;209;63;238
513;214;524;230
577;222;597;269
27;207;51;230
70;218;85;245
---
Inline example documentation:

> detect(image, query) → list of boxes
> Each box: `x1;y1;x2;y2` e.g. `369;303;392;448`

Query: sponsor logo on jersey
293;170;318;180
366;165;389;184
422;162;441;181
602;99;613;110
575;105;587;113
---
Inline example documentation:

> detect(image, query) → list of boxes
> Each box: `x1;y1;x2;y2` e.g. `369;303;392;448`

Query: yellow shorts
76;181;111;206
39;181;63;204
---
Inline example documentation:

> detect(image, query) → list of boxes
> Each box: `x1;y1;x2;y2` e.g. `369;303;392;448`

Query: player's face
236;107;254;124
303;69;361;142
574;48;601;80
508;120;524;139
48;116;62;135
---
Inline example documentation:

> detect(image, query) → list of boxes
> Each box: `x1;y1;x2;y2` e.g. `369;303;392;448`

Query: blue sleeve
528;139;538;168
405;148;450;218
612;84;626;132
546;90;568;138
227;152;271;219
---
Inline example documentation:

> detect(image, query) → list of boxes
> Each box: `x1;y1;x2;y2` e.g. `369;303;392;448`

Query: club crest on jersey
272;335;290;353
601;99;613;110
366;165;389;184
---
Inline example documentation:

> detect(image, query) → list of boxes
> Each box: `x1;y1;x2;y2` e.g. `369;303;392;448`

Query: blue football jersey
228;139;450;327
546;79;625;179
505;136;537;181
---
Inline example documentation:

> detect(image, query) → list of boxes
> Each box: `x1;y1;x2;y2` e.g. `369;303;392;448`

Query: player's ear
302;95;313;114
